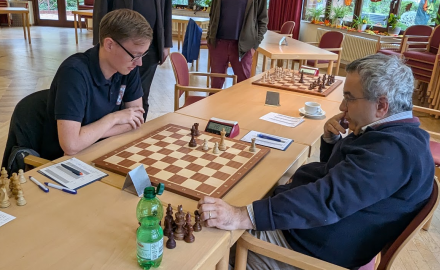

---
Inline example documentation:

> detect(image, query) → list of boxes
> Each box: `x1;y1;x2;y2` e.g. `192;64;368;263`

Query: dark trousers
139;51;159;121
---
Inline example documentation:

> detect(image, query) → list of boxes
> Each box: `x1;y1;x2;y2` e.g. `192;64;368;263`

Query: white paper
260;112;304;127
241;130;293;151
0;211;15;227
122;165;152;197
38;158;108;190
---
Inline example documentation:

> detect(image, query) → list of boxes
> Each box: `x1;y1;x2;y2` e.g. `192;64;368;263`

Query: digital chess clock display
205;117;240;138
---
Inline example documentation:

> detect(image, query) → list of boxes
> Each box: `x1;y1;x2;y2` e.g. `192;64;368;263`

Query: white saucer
299;107;326;118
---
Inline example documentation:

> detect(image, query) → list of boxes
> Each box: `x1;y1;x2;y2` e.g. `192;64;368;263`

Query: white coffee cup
304;102;322;115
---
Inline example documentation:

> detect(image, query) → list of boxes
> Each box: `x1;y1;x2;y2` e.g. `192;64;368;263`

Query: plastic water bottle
136;184;165;269
136;184;165;223
137;216;164;269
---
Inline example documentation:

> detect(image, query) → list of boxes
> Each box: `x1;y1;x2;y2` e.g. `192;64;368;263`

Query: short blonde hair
99;9;153;46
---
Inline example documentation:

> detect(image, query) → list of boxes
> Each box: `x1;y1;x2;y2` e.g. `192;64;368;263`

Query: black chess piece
193;210;202;232
188;127;197;147
298;70;304;83
317;76;321;85
323;74;327;83
166;231;177;249
309;83;314;90
184;223;195;243
326;77;331;86
164;216;173;237
318;84;324;93
193;123;201;136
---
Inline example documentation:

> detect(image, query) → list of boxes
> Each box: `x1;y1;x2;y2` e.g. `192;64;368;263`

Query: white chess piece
219;129;227;151
212;142;219;154
18;169;26;184
16;189;26;206
202;139;209;151
0;186;10;208
249;138;257;153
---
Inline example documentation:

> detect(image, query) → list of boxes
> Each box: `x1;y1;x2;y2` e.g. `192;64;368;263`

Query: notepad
241;130;293;151
38;158;108;190
260;112;304;127
0;211;15;227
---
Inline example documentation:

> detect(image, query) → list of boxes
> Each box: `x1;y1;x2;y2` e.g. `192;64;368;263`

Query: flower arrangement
385;13;401;30
306;7;325;23
352;15;372;30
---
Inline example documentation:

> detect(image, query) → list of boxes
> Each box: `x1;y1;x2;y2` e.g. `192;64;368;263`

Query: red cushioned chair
303;31;344;76
0;0;11;27
234;177;440;270
377;25;433;58
76;0;94;29
170;52;237;111
403;25;440;109
273;21;295;38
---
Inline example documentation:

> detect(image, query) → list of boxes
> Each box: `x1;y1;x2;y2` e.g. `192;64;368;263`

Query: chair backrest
428;25;440;55
84;0;94;5
377;177;440;270
319;31;344;54
170;52;190;98
280;21;295;36
0;0;9;7
402;25;433;50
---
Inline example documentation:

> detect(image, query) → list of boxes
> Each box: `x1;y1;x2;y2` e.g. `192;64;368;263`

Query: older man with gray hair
197;54;434;269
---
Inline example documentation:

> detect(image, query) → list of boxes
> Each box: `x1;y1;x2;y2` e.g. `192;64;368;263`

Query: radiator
316;28;398;64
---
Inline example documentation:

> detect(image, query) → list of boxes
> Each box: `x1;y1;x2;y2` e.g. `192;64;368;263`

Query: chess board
252;71;342;97
92;124;270;200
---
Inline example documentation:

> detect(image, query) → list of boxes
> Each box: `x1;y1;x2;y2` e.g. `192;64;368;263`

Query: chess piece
326;77;332;86
318;84;324;93
193;211;202;232
164;216;173;237
18;169;26;184
166;231;177;249
184;225;195;243
184;211;192;231
188;126;197;147
16;188;26;206
309;83;314;90
193;123;201;136
323;74;327;83
166;204;176;229
249;138;257;153
1;167;7;180
202;139;209;151
317;76;321;85
3;175;11;197
219;128;227;151
11;173;20;196
299;70;304;83
174;209;185;241
212;142;219;154
0;186;10;208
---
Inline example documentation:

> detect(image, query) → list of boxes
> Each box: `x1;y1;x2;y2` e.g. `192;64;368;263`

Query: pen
257;134;286;143
44;182;77;195
61;164;83;176
29;176;49;193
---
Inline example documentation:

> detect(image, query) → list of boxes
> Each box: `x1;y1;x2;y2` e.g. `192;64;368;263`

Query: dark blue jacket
253;118;434;268
182;19;202;63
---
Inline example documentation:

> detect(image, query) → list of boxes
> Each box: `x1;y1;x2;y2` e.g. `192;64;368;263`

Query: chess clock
205;117;240;138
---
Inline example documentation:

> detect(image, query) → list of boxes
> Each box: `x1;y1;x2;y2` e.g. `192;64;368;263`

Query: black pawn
318;84;324;93
166;231;177;249
298;70;304;83
308;83;314;90
193;211;202;232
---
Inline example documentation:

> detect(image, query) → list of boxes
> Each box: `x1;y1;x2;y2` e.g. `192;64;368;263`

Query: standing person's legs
208;39;231;89
228;42;255;83
138;55;159;121
229;230;301;270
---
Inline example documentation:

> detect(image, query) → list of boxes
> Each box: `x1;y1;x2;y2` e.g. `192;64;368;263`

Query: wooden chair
76;0;94;29
170;52;237;111
403;25;440;109
377;25;432;57
302;31;344;76
234;176;440;270
273;21;295;38
0;0;11;27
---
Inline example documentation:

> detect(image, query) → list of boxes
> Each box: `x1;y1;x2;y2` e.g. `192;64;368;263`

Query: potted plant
329;5;350;27
352;15;372;31
205;0;212;12
385;13;401;35
306;7;325;24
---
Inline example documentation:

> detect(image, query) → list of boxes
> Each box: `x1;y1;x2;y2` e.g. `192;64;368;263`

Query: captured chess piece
18;169;26;184
299;70;304;83
184;212;195;243
1;167;7;180
249;138;257;153
188;126;197;147
11;173;20;197
16;188;26;206
219;128;227;151
0;185;10;208
174;207;185;240
166;231;177;249
212;142;219;154
164;217;173;238
193;210;202;232
202;139;209;151
193;123;201;136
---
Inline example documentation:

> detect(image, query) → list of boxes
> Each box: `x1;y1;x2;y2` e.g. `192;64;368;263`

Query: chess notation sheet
0;211;15;227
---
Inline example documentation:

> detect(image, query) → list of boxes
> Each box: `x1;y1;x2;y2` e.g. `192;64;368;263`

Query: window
399;0;440;30
361;0;392;26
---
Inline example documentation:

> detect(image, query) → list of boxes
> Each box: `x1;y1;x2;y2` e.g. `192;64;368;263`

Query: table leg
74;14;78;45
21;13;26;40
270;59;276;69
262;56;267;72
177;23;181;51
215;251;230;270
327;61;334;75
251;51;259;77
78;15;82;31
26;12;31;44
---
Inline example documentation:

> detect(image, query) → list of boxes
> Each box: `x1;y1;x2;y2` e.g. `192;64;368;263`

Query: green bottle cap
143;186;156;199
156;183;165;195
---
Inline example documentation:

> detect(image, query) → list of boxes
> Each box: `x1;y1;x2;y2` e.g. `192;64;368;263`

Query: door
34;0;77;26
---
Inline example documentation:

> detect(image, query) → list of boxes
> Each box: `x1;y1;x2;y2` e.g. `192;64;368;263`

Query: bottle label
137;239;163;260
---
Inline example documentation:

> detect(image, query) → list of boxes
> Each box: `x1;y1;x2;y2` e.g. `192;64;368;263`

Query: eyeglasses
113;39;149;62
342;95;367;106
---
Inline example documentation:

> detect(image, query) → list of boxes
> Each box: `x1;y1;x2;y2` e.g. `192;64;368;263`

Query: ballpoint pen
257;134;286;143
61;164;83;176
29;176;49;193
44;182;77;195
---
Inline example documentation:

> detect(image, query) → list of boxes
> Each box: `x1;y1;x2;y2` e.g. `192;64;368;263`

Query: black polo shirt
41;44;143;160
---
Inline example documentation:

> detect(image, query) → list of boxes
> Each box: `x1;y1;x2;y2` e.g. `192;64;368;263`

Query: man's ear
376;96;389;118
102;37;114;52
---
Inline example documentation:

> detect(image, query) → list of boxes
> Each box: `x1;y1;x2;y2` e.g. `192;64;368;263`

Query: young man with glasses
197;54;434;269
42;9;152;160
